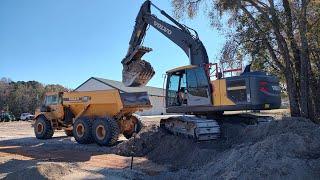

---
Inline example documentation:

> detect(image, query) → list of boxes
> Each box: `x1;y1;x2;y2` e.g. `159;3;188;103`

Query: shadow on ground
0;136;114;163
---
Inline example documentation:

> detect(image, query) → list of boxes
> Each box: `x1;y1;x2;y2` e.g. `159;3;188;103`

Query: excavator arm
122;0;209;87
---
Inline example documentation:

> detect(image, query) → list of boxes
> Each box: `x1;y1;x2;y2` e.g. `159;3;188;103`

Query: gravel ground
0;113;319;179
0;120;164;179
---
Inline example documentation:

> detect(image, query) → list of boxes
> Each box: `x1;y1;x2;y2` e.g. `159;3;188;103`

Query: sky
0;0;226;89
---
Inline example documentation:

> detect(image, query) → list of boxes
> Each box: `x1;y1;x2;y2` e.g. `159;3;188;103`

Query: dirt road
0;118;166;179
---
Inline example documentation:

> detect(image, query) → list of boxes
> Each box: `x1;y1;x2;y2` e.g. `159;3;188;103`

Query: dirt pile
114;117;320;179
112;124;165;156
4;162;73;180
188;117;320;179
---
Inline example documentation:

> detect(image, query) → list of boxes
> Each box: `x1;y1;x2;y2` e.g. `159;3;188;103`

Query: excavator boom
122;0;209;87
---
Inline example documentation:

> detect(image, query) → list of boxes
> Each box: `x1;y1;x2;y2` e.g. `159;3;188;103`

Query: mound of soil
188;117;320;179
114;117;320;179
4;162;72;180
112;124;165;156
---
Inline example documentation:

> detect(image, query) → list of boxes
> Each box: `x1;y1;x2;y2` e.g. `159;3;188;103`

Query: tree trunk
284;68;301;116
310;72;320;123
282;0;302;110
299;0;315;121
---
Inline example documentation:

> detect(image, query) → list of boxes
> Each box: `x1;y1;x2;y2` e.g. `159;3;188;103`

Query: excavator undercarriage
160;116;220;141
160;114;274;141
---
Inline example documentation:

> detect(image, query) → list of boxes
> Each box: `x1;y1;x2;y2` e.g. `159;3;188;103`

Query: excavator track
160;116;220;141
160;114;275;141
213;114;274;125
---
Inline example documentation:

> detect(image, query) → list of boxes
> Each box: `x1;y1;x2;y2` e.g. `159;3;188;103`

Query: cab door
186;67;212;106
43;94;64;120
166;72;184;107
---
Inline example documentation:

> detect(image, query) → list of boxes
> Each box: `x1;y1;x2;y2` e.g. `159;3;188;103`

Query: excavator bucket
122;46;155;87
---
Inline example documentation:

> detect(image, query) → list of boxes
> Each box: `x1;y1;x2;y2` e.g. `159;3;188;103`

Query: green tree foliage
172;0;320;122
0;77;69;117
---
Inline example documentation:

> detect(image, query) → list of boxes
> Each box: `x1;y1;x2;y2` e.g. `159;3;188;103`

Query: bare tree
172;0;320;122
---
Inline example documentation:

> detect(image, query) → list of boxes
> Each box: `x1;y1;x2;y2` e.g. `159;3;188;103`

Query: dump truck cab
35;92;64;121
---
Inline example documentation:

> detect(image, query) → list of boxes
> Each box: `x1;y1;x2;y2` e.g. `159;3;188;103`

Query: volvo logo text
154;21;172;35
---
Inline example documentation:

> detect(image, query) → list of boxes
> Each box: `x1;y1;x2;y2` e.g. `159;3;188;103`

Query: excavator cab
166;65;282;114
166;66;212;109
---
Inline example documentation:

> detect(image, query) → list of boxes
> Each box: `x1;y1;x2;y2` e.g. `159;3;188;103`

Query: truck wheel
34;116;54;139
123;118;143;139
73;118;93;144
64;129;73;136
92;117;120;146
4;117;10;122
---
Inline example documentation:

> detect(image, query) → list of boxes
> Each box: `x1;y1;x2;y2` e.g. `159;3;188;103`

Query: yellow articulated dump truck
34;90;151;146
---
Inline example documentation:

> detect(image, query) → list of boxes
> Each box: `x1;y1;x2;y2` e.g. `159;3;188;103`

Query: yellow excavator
122;1;281;140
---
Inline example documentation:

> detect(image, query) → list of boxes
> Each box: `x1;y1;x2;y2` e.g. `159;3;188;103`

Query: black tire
92;117;120;146
123;119;143;139
73;118;93;144
34;116;54;139
4;117;10;122
64;129;73;136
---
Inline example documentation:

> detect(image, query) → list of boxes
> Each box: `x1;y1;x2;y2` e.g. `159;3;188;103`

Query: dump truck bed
63;90;152;117
119;91;151;107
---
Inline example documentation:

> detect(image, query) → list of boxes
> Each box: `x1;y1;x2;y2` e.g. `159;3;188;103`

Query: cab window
45;95;59;105
167;73;181;106
166;70;186;106
186;67;210;97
